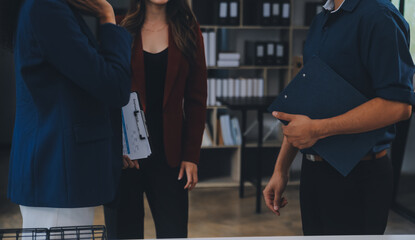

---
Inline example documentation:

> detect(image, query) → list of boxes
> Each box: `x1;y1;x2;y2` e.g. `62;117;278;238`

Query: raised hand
66;0;115;24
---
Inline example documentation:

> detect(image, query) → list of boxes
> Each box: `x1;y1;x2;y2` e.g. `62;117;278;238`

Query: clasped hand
272;111;322;149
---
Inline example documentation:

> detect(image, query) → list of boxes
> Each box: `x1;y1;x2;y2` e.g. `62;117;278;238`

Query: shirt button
303;73;306;77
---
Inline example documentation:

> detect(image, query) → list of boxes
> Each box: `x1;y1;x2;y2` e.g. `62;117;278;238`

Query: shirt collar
323;0;360;13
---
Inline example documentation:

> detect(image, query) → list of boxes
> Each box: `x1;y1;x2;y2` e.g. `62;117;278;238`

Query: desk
216;97;278;213
146;235;415;240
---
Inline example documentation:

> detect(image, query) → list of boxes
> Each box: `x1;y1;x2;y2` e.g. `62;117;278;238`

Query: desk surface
145;236;415;240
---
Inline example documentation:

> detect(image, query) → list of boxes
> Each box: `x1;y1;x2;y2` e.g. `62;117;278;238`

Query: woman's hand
178;161;198;191
122;155;140;170
66;0;115;24
263;172;289;216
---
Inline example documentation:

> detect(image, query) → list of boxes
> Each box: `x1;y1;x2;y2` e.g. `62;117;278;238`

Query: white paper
258;78;264;97
202;32;209;67
208;31;217;67
122;93;152;160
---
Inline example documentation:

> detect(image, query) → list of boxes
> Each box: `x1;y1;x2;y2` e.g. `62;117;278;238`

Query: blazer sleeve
31;0;132;107
181;25;208;165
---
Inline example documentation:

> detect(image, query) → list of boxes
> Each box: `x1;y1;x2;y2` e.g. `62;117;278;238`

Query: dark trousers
300;155;393;235
104;153;188;239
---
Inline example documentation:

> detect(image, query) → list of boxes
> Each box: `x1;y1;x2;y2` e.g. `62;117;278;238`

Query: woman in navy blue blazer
1;0;134;228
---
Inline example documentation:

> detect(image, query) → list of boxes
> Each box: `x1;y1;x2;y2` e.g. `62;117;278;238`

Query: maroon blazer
130;26;207;167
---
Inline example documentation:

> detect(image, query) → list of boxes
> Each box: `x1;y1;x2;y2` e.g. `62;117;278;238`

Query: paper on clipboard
122;92;152;160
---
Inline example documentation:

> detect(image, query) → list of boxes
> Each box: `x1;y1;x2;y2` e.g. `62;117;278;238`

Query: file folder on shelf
229;0;240;25
215;0;229;25
267;56;388;176
271;0;281;26
122;92;152;160
281;0;291;26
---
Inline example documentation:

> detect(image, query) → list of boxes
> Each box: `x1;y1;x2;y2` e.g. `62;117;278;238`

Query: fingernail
273;112;278;116
274;206;279;211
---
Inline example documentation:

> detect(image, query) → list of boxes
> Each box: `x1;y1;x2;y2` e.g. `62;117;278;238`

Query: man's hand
66;0;115;24
122;155;140;170
263;172;289;216
273;111;322;149
178;161;198;191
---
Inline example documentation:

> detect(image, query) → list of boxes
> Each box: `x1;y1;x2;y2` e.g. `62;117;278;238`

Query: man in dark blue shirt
264;0;415;235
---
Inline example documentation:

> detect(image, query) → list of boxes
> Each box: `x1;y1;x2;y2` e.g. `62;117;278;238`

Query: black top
143;48;168;155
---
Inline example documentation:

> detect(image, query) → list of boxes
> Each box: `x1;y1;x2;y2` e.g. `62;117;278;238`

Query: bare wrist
99;10;115;25
313;119;330;139
274;167;289;177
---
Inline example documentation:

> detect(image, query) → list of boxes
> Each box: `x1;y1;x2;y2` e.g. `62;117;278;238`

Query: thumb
273;112;296;122
273;191;282;211
178;163;185;180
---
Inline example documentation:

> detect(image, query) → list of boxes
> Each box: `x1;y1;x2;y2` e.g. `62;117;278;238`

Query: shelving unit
190;0;321;187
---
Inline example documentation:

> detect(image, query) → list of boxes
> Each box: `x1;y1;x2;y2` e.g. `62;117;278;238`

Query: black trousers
104;153;188;239
300;155;393;235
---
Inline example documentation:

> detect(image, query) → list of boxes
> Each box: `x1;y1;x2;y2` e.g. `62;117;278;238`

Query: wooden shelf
201;145;240;149
293;26;311;30
207;65;290;70
246;140;282;148
200;25;291;30
207;106;228;109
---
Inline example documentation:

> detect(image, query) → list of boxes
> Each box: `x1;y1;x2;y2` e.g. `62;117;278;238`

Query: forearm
316;97;412;139
274;137;298;176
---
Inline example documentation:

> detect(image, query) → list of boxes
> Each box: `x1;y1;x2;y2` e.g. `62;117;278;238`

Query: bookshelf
190;0;322;187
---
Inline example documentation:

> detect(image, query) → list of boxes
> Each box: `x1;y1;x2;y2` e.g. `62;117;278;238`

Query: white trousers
20;205;95;229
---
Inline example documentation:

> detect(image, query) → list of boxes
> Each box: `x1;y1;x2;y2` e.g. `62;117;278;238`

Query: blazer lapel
163;27;180;109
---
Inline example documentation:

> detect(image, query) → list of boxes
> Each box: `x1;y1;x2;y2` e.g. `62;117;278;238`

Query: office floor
1;150;415;238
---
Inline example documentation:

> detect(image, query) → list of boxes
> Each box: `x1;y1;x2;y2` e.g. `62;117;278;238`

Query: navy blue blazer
8;0;132;208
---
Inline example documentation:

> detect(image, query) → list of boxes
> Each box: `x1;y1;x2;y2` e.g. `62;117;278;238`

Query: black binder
271;0;281;26
255;42;266;65
268;56;388;176
215;0;229;25
244;41;256;65
228;0;240;25
275;42;287;65
266;42;277;65
280;0;291;26
260;1;272;26
243;0;259;26
192;0;215;25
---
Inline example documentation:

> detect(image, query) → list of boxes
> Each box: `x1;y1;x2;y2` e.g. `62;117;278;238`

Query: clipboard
268;56;388;176
121;92;152;160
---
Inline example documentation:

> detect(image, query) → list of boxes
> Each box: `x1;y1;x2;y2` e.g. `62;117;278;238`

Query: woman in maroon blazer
104;0;207;238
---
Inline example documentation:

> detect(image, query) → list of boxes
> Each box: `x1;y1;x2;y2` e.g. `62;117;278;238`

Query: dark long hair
121;0;199;63
0;0;24;50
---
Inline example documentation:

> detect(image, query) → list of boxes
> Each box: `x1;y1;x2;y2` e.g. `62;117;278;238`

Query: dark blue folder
268;56;387;176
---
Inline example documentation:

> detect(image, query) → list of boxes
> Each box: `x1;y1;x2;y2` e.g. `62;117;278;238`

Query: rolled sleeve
362;8;415;105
